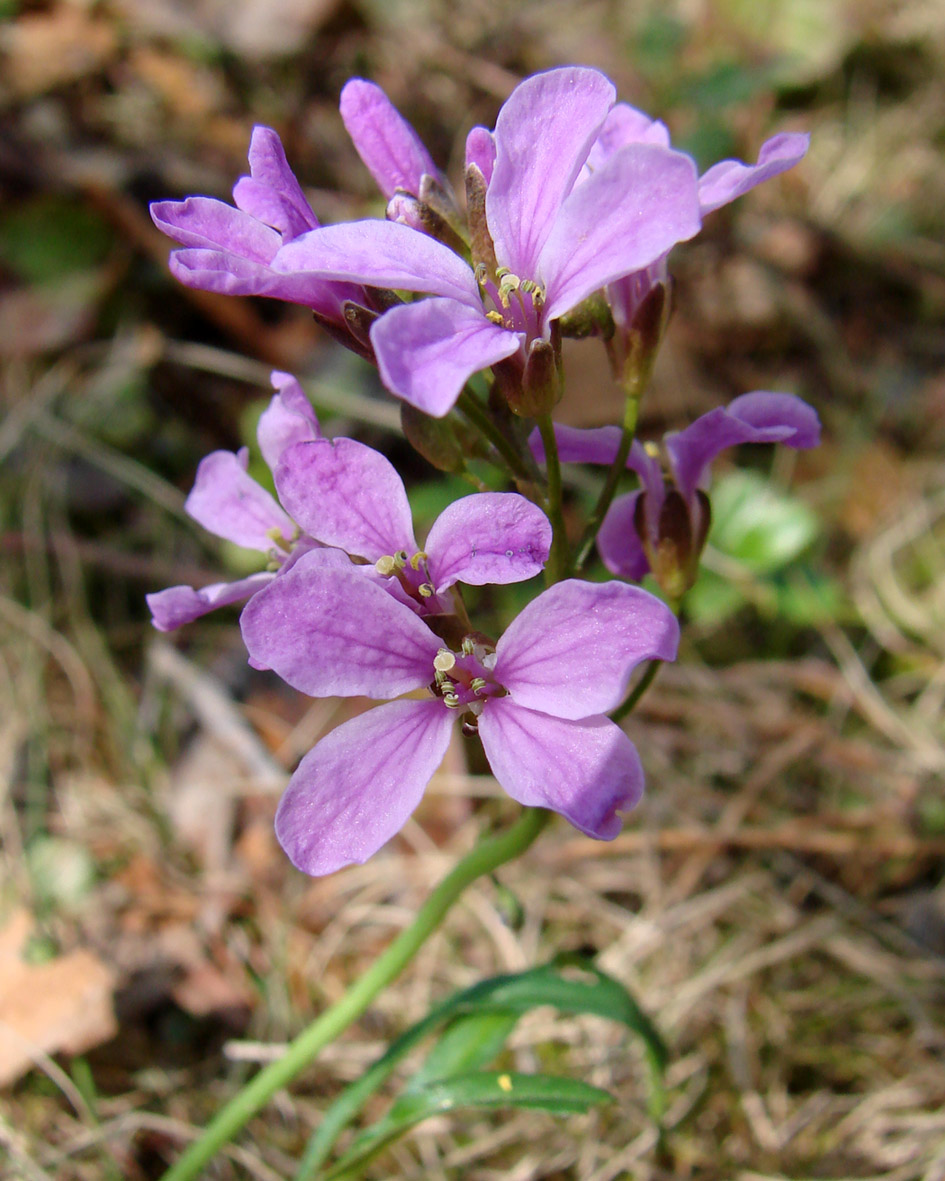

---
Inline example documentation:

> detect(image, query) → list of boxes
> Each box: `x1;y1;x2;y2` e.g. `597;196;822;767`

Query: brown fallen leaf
0;909;117;1087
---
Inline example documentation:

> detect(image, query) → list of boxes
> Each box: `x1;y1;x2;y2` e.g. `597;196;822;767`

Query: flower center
479;266;545;338
265;524;302;570
374;548;448;611
430;637;506;733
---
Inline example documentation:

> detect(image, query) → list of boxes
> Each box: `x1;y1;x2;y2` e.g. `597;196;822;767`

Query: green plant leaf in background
324;1072;614;1179
295;956;666;1180
710;469;819;574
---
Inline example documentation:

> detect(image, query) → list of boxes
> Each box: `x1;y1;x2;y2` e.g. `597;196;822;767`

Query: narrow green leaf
408;1011;519;1091
325;1072;613;1179
295;956;665;1181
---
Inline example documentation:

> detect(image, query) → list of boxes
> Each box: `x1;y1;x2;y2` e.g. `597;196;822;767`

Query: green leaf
295;956;665;1180
325;1072;613;1179
710;470;819;574
409;1011;519;1090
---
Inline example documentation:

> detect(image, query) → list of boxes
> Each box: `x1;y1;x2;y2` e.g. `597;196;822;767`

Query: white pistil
433;649;456;673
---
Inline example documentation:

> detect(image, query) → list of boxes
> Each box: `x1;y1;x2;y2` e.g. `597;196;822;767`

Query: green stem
456;391;533;484
574;395;641;572
610;659;663;725
535;415;570;584
159;807;551;1181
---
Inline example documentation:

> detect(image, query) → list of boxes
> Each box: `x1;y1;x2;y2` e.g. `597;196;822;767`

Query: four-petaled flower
272;67;704;416
148;373;552;631
240;568;679;875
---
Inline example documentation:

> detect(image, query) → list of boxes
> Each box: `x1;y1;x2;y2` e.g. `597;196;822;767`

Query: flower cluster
151;66;818;876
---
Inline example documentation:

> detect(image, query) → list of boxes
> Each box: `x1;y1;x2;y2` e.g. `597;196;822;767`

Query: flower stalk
160;807;551;1181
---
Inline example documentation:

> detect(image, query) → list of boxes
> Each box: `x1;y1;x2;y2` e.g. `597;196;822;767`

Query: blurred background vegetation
1;0;944;1177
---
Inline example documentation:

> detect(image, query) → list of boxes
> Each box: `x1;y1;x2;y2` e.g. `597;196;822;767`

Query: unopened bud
506;338;560;418
637;487;711;599
465;162;498;282
388;191;467;256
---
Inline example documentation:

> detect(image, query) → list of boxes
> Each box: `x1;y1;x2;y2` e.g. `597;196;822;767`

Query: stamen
265;526;294;554
486;310;505;326
409;550;428;571
443;691;460;708
433;650;456;673
470;677;487;694
461;637;476;655
644;440;661;458
417;583;435;598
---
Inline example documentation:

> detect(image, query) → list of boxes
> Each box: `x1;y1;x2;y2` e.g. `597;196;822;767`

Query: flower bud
505;338;560;419
465;162;499;283
387;192;467;257
637;487;711;600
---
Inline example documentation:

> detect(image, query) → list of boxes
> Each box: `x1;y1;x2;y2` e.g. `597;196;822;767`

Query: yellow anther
644;440;661;458
417;583;435;598
486;310;505;326
497;1074;513;1092
409;550;428;571
394;550;409;566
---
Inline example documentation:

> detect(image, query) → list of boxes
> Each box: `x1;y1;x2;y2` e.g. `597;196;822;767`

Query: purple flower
240;569;679;875
271;67;703;416
149;372;552;631
150;127;381;356
532;392;821;596
147;372;322;630
273;435;552;618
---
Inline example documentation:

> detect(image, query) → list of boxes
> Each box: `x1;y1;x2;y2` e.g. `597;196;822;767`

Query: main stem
535;414;570;584
160;807;551;1181
456;390;534;484
574;395;641;572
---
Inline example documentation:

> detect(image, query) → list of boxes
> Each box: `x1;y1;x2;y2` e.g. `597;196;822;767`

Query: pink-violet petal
597;492;652;582
540;144;701;323
167;248;356;317
488;67;616;278
495;579;679;719
272;220;482;308
698;132;810;216
275;698;454;876
232;126;320;240
340;79;441;200
275;437;417;559
185;448;294;551
666;391;821;503
257;372;321;472
151;197;279;262
240;560;439;698
424;493;551;591
371;298;520;417
465;126;496;184
147;573;274;632
479;700;644;839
